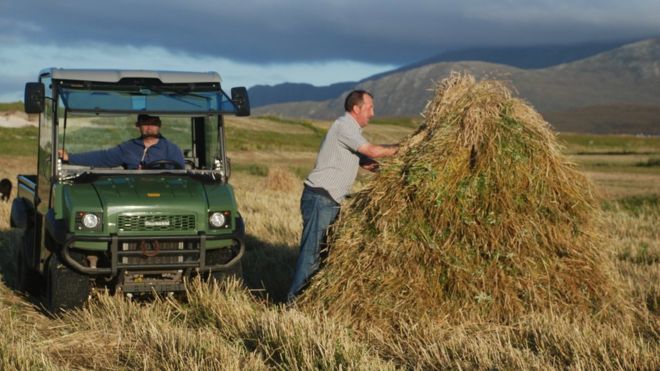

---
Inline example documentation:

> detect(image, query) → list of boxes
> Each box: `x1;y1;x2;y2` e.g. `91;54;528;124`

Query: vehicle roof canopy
43;68;222;84
40;68;239;114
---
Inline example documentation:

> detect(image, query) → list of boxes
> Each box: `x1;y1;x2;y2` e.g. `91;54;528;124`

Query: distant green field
0;124;657;190
555;133;660;179
256;115;326;135
233;115;335;151
557;133;660;154
0;126;37;156
370;116;421;128
0;101;23;111
2;125;657;158
226;125;325;152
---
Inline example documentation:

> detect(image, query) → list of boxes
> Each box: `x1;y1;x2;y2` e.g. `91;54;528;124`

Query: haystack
298;73;623;328
264;166;299;192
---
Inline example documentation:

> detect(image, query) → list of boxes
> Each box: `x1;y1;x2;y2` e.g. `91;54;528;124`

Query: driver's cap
136;114;161;126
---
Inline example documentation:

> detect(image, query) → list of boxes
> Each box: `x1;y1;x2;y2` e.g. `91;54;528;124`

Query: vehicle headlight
76;212;102;231
82;213;99;228
209;211;231;229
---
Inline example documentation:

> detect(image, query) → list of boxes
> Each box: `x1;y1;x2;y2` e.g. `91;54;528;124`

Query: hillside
255;39;660;134
248;41;628;108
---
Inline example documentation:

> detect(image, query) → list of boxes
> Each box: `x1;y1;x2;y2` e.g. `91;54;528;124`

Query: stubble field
0;115;658;369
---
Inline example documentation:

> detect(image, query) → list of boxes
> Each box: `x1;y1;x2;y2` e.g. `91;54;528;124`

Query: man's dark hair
344;90;373;112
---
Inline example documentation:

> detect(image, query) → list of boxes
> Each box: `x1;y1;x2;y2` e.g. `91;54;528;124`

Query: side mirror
231;87;250;117
24;82;45;114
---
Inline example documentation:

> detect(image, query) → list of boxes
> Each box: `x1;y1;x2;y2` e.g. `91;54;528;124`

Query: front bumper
60;232;244;277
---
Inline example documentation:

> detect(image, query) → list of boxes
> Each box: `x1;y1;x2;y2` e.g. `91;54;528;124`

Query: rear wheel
45;253;91;313
16;227;41;295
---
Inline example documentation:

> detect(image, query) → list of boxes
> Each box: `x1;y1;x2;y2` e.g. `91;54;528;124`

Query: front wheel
207;244;243;284
210;262;243;283
45;253;91;313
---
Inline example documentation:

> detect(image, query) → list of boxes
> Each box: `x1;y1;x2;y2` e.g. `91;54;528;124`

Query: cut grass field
0;116;658;369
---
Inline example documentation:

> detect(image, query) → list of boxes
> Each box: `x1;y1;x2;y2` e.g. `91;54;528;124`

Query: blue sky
1;0;659;101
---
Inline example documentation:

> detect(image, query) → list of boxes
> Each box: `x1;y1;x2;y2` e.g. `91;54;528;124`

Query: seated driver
58;114;185;169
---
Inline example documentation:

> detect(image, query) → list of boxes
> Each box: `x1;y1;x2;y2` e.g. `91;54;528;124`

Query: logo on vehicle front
145;220;170;227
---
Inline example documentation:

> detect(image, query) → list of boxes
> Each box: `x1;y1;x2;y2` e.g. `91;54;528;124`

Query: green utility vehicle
11;68;250;312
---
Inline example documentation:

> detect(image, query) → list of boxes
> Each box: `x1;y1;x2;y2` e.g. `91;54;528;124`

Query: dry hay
263;166;299;192
298;73;626;328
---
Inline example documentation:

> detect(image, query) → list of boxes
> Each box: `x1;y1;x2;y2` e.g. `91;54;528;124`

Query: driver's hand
57;149;69;162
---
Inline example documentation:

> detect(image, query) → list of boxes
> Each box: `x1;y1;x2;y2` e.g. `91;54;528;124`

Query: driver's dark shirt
67;136;185;169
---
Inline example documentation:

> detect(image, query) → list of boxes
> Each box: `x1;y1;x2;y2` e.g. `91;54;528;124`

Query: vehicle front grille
120;241;199;266
117;214;196;232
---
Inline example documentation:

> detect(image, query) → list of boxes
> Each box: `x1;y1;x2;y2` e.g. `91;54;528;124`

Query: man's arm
59;146;125;167
357;143;398;158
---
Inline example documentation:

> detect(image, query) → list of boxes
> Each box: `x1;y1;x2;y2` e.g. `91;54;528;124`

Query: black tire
16;227;41;295
45;253;91;313
207;246;243;283
209;262;243;285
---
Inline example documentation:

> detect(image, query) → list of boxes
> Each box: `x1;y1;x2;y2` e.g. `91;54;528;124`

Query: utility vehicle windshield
57;83;237;114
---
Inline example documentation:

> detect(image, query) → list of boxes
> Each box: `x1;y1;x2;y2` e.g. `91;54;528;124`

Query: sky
1;0;659;102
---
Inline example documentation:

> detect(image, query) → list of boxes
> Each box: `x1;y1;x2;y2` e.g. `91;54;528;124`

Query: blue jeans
287;187;340;302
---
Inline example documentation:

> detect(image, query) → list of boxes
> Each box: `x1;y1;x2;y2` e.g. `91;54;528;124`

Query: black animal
0;178;12;202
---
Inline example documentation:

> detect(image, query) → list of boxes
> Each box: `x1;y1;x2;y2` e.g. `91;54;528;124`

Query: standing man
58;114;185;169
287;90;398;301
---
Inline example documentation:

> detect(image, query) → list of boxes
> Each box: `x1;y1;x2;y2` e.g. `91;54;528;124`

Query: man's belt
304;184;338;205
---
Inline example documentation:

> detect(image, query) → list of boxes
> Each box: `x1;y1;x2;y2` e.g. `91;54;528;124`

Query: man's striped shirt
304;113;368;203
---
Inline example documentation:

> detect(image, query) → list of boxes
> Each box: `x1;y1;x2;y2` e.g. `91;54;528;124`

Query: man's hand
359;157;381;172
57;149;69;162
357;143;398;158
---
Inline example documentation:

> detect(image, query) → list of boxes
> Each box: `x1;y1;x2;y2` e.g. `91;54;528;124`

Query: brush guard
59;233;244;293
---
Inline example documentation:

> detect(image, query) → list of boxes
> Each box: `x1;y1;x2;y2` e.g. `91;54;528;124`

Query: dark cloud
2;0;660;65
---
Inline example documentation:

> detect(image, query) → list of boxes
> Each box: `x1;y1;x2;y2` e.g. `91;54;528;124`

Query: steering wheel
143;159;184;170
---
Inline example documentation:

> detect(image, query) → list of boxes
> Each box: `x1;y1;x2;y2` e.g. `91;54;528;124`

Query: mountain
366;40;631;80
248;41;629;108
254;39;660;134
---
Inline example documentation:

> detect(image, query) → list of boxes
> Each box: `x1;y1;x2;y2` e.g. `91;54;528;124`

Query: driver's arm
64;145;125;168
